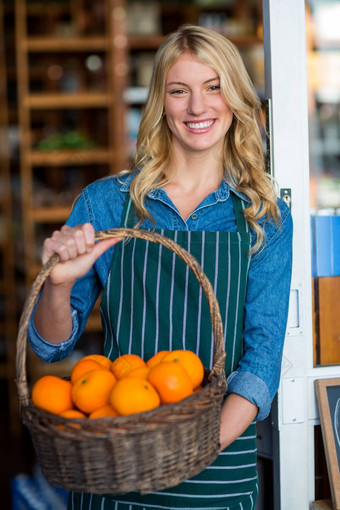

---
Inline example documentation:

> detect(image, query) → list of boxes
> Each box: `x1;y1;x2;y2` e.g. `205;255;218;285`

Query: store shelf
128;33;262;50
129;34;165;50
228;35;263;46
24;92;111;109
25;2;69;17
28;205;71;223
25;36;109;52
29;148;112;166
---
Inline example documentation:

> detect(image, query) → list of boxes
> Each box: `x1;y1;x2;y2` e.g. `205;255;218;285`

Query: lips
185;120;215;129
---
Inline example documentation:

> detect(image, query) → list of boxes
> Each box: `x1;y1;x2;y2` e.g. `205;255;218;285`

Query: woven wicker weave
16;228;227;495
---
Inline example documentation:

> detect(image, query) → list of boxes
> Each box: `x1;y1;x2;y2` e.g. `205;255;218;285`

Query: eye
169;89;186;95
208;85;221;91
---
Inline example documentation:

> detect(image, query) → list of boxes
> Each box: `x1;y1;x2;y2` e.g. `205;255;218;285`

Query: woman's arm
227;200;293;421
219;393;258;450
34;223;120;343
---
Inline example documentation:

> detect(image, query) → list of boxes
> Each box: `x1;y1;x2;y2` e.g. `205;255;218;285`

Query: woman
29;24;293;510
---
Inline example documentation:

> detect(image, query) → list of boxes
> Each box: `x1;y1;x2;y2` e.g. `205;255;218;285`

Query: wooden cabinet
313;277;340;366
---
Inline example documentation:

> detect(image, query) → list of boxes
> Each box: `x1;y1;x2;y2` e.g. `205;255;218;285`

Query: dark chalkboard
327;385;340;470
315;378;340;510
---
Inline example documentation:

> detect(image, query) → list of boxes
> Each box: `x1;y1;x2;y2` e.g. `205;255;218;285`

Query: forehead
166;53;219;83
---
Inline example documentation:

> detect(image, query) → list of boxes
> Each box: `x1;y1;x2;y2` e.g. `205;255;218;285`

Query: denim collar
118;172;251;204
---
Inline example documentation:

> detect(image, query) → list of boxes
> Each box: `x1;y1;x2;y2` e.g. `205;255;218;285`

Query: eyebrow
166;77;220;87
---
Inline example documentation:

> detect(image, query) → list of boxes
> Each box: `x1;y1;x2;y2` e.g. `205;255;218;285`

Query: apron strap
121;194;135;228
231;192;249;234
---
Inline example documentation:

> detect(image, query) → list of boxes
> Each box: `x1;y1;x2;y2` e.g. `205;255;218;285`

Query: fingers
42;225;122;287
42;223;95;265
90;236;122;262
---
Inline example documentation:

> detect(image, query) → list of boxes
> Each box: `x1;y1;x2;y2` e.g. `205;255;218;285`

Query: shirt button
191;213;198;220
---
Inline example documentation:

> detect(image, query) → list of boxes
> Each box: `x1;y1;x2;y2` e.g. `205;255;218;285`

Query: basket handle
16;228;226;408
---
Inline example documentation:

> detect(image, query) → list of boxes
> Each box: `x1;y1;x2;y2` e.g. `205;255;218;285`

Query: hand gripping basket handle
16;228;226;409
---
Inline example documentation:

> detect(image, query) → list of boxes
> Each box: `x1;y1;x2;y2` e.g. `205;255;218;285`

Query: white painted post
262;1;314;508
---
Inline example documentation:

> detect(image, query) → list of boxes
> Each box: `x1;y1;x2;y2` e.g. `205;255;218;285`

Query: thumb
89;236;122;263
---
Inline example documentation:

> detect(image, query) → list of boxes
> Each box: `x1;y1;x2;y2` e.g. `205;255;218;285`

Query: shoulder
80;172;138;203
277;197;292;225
83;173;131;196
274;197;293;238
253;197;293;258
68;174;133;230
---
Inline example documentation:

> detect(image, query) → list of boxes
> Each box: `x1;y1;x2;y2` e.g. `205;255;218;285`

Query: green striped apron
68;193;258;510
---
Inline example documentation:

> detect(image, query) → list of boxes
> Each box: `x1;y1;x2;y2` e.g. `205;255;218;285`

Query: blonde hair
123;24;279;252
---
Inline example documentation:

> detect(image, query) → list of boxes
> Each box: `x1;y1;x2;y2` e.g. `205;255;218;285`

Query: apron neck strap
121;194;135;227
231;192;249;234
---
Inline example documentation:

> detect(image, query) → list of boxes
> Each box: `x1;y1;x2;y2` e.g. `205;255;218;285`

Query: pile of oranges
31;350;205;421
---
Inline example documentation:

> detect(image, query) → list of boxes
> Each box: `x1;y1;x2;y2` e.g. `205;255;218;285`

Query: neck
165;150;224;190
162;153;224;220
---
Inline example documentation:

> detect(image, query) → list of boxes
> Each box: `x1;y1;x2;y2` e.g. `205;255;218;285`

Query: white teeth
186;120;214;129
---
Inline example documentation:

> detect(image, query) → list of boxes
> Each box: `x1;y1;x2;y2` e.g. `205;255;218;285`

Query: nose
187;91;206;116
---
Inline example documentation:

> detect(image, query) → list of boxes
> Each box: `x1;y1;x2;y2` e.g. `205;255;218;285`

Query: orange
71;369;117;414
110;378;160;415
58;409;86;430
163;350;204;389
111;354;146;379
147;361;193;404
146;350;170;368
70;358;108;385
60;409;86;419
81;354;112;369
89;405;119;419
125;366;150;379
32;375;73;415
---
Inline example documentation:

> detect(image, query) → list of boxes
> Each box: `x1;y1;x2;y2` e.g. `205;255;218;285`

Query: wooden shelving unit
0;0;20;435
15;0;128;286
14;0;129;375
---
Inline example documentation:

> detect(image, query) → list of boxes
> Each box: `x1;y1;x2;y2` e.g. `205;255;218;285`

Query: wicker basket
16;228;227;495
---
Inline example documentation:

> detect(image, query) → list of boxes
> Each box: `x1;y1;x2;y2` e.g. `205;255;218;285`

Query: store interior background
0;0;339;508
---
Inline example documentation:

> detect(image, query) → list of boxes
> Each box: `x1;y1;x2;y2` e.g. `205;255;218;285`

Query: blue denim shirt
28;173;293;420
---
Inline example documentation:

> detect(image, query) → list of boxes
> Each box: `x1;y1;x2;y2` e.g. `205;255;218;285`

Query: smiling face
164;53;233;159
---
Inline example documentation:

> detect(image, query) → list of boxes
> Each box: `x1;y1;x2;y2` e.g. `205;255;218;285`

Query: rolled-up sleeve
28;191;103;362
227;201;293;420
28;305;80;362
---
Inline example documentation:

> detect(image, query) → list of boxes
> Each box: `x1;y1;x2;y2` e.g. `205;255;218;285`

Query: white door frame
262;1;340;508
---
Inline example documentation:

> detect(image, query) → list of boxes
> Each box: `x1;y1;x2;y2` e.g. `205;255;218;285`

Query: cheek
164;104;182;131
223;105;233;126
164;117;177;139
163;97;173;116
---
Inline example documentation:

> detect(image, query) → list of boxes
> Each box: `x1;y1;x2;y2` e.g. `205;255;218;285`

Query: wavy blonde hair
123;24;279;252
